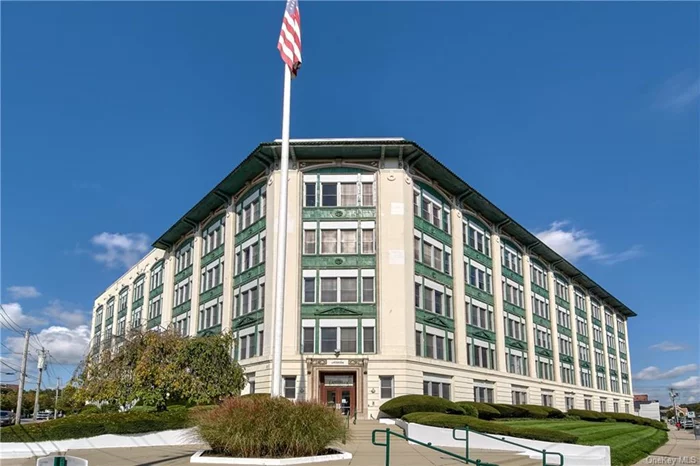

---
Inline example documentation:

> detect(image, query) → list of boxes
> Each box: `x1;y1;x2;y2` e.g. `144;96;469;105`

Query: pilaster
546;270;562;383
189;229;203;335
221;203;236;333
585;294;598;390
161;251;176;325
451;210;467;365
490;233;507;373
569;284;581;386
522;254;537;378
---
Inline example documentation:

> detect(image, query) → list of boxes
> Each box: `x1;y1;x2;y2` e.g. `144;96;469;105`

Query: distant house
0;383;19;391
634;394;660;421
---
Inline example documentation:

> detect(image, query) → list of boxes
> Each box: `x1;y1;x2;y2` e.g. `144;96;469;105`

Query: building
633;395;660;421
89;138;635;419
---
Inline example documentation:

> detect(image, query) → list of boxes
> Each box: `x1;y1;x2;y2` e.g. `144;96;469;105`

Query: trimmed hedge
567;409;608;422
458;402;501;420
380;395;465;418
455;402;479;418
402;412;578;444
490;404;529;418
0;409;191;442
605;413;668;431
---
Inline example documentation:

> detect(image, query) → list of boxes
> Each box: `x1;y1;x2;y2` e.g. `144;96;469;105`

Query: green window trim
147;316;161;329
302;207;376;221
463;213;490;233
234;263;266;287
174;265;193;283
414;216;452;245
201;244;225;268
577;333;589;343
503;301;525;317
560;354;574;364
575;309;587;319
149;284;164;299
105;317;113;326
233;309;264;329
198;324;222;337
464;284;493;305
132;297;144;309
531;283;548;298
606;325;615;333
533;315;550;327
300;304;376;318
554;273;568;285
608;347;617;356
505;337;528;350
174;236;194;252
466;325;496;341
596;365;606;374
151;260;164;271
464;245;493;268
592;317;602;326
172;300;192;317
593;341;604;350
557;325;572;337
579;361;591;369
620;352;627;360
235;217;266;244
202;212;226;231
501;267;524;284
555;296;569;308
302;255;376;269
416;308;455;331
618;331;626;339
200;284;224;303
414;261;454;287
117;309;127;319
534;346;553;358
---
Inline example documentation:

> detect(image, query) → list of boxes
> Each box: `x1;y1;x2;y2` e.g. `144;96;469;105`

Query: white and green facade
90;138;635;418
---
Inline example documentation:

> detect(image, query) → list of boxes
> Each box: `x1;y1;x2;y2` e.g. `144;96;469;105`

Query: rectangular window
512;389;527;405
284;376;296;399
600;400;607;412
415;330;422;356
361;229;375;254
468;303;494;331
340;277;357;302
361;182;373;206
565;396;575;411
362;277;375;303
584;398;592;410
363;326;375;353
424;380;451;400
474;386;494;403
321;183;337;206
302;327;315;353
320;278;338;303
541;393;553;407
340;327;357;352
303;277;316;303
379;376;393;399
305;182;316;207
340;183;357;206
321;327;337;353
321;230;336;254
340;230;357;254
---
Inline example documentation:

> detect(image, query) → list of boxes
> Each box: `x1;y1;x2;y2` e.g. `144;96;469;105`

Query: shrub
490;404;528;418
401;412;578;444
380;395;465;418
129;405;157;413
459;402;500;420
605;413;668;431
0;409;191;442
455;402;479;418
567;409;608;422
78;405;101;415
194;396;347;458
539;406;565;419
513;405;549;419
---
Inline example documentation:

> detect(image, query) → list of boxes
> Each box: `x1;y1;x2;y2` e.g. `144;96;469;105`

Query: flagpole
270;64;292;397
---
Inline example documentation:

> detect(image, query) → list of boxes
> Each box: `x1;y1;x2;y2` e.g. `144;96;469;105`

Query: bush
458;402;500;420
380;395;465;418
78;405;101;415
490;404;528;418
129;405;157;413
0;409;191;442
455;402;479;418
194;396;347;458
567;409;608;422
538;406;565;419
510;405;548;419
605;413;668;431
401;412;578;444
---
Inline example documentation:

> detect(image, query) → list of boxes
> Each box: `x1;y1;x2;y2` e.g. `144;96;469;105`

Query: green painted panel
501;267;524;284
203;212;226;231
172;300;191;317
463;214;490;233
149;284;163;299
416;309;455;331
234;263;266;286
302;255;376;269
198;324;222;336
301;304;376;318
535;346;553;358
94;324;102;332
200;284;224;303
592;317;602;326
147;317;161;329
132;297;144;309
105;317;113;326
302;207;376;221
117;310;127;319
606;325;614;333
560;355;574;364
609;369;618;377
175;237;194;252
416;181;449;204
596;365;606;373
554;273;568;284
201;245;225;268
580;361;591;369
575;309;587;319
531;284;548;298
415;262;453;287
501;238;521;253
621;373;629;380
608;347;617;356
466;325;495;341
464;246;492;268
233;310;264;329
174;265;193;283
557;325;572;337
414;217;452;245
620;352;627;360
235;217;266;244
464;284;493;305
555;297;569;308
533;315;550;327
577;333;589;343
505;337;528;350
503;301;525;317
618;331;626;339
594;341;604;350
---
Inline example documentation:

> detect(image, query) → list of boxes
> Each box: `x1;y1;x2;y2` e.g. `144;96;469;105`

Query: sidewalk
633;427;700;466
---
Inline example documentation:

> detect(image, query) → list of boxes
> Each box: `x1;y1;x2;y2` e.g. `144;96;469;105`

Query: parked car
36;411;51;421
0;410;14;426
683;418;694;429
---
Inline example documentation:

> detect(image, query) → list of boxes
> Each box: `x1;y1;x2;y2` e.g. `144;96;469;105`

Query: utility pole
54;377;61;419
14;330;30;425
33;349;46;421
670;389;679;424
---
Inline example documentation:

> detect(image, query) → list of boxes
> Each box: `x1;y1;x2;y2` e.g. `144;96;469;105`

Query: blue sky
2;2;698;403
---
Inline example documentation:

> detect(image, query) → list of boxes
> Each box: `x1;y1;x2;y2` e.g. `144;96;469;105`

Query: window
541;392;553;407
424;377;451;400
512;388;528;405
361;229;375;254
464;222;491;257
622;379;630;395
610;376;619;393
175;243;193;274
133;278;145;302
317;323;372;354
203;218;225;256
235;236;265;274
501;245;522;274
531;263;547;289
107;299;115;318
284;376;296;399
467;338;495;369
148;296;162;320
620;360;628;375
95;306;103;325
201;259;225;293
117;317;126;337
361;182;374;206
418;329;454;362
608;355;617;371
303;277;316;303
559;335;573;357
557;306;571;329
534;326;552;349
536;356;554;381
362;277;375;303
305;182;316;207
173;313;189;336
597;373;607;391
507;350;528;376
624;402;629;413
198;298;222;331
151;263;164;290
363;326;375;353
235;283;265;317
416;281;453;317
581;368;592;388
318;275;363;303
555;279;569;302
303;230;316;254
467;301;494;331
502;280;524;308
174;278;192;307
618;338;626;354
340;183;357;206
416;234;452;274
467;263;493;294
532;296;550;320
584;398;592;410
560;363;575;384
595;350;605;367
380;376;394;399
239;330;263;360
575;292;586;310
576;316;588;336
131;307;142;328
593;326;603;344
579;343;590;363
504;313;526;341
605;311;614;328
302;327;315;353
237;186;266;231
607;333;616;349
322;183;338;206
318;227;374;255
565;396;575;411
474;385;494;403
600;399;607;412
118;288;129;313
591;301;601;320
247;374;256;395
415;188;450;233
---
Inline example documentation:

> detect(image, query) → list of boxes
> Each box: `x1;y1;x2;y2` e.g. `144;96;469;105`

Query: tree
56;382;83;415
0;389;17;412
76;329;245;410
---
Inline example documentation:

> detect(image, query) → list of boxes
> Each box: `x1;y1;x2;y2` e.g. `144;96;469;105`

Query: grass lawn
500;420;668;466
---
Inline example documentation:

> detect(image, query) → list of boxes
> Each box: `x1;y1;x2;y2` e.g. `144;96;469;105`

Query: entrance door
320;373;355;417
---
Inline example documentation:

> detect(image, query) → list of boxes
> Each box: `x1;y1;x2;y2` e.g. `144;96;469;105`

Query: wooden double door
320;373;355;416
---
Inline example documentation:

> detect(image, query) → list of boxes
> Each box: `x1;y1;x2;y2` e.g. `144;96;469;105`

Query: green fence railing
371;428;497;466
452;426;565;466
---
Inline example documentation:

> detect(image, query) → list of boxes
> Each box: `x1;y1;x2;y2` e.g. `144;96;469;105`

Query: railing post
385;428;391;466
465;426;470;464
541;449;546;466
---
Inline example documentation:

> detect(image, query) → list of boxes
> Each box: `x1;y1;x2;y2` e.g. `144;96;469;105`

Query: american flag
277;0;302;77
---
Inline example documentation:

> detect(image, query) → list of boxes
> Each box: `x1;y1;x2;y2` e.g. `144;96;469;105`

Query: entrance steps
346;419;545;466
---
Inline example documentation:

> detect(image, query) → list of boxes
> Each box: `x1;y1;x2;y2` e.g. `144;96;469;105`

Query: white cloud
534;221;642;265
0;303;46;329
90;232;150;269
671;376;700;390
688;396;697;403
634;364;698;381
42;300;88;327
657;72;700;112
650;341;689;352
4;325;90;365
6;286;41;300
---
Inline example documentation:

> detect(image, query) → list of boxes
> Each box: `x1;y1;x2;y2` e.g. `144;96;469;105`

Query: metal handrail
371;428;497;466
452;426;565;466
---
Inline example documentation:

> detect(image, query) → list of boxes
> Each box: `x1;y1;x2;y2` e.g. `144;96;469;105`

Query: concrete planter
189;448;352;465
